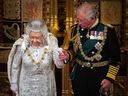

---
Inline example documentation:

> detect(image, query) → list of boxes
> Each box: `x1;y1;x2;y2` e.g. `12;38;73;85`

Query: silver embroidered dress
8;33;64;96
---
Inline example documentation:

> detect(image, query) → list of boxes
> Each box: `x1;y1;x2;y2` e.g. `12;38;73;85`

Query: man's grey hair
77;2;98;20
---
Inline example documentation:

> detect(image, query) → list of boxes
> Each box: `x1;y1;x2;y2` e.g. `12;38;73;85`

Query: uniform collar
90;18;99;29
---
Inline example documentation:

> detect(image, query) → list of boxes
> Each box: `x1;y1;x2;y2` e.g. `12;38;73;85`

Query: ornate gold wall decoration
100;0;122;24
0;22;20;49
3;23;20;41
62;0;77;50
42;0;51;29
50;0;58;36
21;0;43;22
113;76;128;96
62;0;77;96
3;0;20;19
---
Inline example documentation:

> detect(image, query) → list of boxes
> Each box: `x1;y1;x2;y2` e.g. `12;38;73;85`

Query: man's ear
91;16;96;21
91;16;95;20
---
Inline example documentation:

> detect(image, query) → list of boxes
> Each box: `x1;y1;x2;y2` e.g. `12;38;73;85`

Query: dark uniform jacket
68;20;121;82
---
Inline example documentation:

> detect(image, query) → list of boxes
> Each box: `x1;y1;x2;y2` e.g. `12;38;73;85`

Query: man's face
29;32;44;47
77;11;93;28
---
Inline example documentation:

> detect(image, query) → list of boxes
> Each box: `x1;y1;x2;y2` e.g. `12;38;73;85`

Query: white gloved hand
57;48;68;64
53;48;65;68
10;83;18;93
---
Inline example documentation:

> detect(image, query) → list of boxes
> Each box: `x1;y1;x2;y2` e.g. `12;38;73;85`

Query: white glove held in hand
53;48;64;68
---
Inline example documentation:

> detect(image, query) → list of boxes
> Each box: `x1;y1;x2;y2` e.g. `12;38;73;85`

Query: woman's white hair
23;20;49;46
25;19;49;39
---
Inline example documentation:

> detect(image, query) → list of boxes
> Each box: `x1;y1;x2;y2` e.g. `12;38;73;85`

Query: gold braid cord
76;25;107;62
72;33;81;53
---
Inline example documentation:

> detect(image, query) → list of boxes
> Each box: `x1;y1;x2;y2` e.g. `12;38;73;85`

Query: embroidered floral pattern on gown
11;46;63;96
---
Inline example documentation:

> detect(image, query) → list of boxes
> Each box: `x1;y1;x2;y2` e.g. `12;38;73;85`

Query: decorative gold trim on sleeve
106;65;120;80
68;51;73;61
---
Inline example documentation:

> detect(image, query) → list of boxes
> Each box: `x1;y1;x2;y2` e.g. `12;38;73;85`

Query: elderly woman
7;20;67;96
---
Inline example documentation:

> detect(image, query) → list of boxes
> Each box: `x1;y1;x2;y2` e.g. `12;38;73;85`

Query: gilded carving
100;0;122;24
3;23;20;41
21;0;43;22
3;0;20;19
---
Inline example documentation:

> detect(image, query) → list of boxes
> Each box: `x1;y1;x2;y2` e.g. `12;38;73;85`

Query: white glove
53;48;64;68
10;83;18;93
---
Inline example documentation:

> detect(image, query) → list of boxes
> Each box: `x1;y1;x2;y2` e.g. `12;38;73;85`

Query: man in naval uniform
66;2;121;96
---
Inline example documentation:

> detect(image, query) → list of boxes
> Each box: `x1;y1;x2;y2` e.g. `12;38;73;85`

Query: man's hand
58;48;69;63
100;79;112;94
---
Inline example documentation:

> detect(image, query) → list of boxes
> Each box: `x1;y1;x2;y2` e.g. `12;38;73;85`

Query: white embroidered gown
10;45;63;96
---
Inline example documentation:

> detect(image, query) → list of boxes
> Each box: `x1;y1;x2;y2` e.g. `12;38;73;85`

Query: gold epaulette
106;65;120;80
101;21;114;28
106;24;114;28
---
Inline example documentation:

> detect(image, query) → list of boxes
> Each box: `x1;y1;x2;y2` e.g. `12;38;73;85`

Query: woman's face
29;32;44;47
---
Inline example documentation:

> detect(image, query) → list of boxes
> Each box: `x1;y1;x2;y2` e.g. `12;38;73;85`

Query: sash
82;24;106;55
83;39;98;55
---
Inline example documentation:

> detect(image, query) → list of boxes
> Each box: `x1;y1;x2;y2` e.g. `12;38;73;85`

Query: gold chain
77;25;107;61
26;47;48;64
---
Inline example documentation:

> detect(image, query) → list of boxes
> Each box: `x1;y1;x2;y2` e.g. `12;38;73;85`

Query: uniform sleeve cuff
105;77;114;83
68;51;73;62
106;65;120;81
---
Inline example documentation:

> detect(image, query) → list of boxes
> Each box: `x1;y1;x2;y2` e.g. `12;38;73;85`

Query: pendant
87;62;91;67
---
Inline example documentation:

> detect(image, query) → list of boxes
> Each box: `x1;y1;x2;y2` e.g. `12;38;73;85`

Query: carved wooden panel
122;0;128;50
113;76;128;96
0;0;3;43
0;0;2;20
0;22;21;48
0;50;10;63
3;0;20;19
100;0;122;24
0;72;12;96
